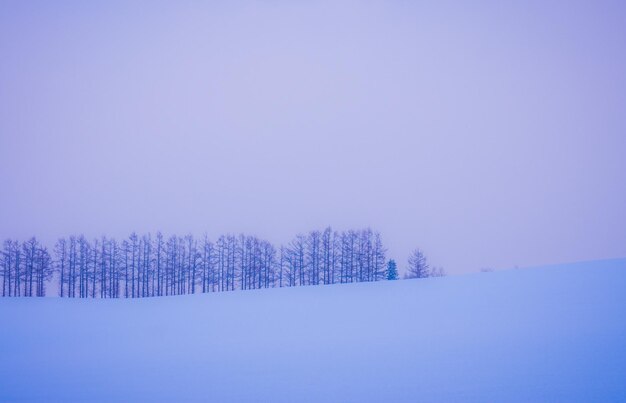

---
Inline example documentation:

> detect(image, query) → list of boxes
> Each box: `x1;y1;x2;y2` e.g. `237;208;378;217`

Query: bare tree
54;239;68;297
405;248;429;279
35;246;52;297
2;240;17;297
430;266;446;277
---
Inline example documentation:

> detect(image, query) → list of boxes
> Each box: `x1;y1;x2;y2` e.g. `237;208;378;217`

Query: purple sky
1;1;625;274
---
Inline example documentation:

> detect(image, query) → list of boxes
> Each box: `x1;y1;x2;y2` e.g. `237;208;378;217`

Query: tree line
1;228;443;298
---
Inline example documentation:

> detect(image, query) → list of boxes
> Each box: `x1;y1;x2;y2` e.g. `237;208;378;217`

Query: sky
1;0;625;274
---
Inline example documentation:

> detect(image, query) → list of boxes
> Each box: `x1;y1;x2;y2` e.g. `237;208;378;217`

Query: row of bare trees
1;238;53;297
2;228;392;298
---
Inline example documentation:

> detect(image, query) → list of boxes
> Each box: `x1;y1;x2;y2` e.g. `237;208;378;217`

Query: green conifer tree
386;259;398;280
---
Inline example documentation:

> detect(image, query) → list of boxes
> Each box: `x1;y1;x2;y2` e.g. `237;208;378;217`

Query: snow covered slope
1;259;625;402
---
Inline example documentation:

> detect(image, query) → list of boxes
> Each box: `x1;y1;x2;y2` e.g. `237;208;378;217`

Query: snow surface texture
1;259;625;402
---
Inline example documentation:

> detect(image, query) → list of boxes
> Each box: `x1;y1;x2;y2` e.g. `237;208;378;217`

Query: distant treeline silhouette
2;228;437;298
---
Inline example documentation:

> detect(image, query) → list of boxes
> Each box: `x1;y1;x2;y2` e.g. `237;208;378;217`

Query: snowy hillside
1;259;625;402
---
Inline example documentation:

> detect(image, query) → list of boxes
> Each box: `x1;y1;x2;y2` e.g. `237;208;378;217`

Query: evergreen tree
386;259;398;280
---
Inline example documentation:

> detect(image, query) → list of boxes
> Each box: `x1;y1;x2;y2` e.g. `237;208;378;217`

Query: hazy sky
1;1;625;274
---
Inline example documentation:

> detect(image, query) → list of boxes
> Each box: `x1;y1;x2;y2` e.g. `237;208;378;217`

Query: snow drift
1;259;625;402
